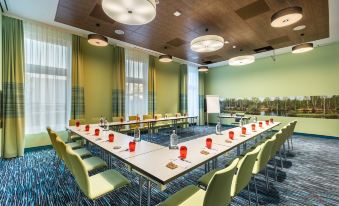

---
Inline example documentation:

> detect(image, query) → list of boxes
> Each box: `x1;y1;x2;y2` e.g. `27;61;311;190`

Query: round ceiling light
292;43;313;54
228;55;255;66
159;55;172;63
271;6;303;28
198;66;209;72
88;34;108;47
293;25;306;31
190;35;224;53
102;0;156;25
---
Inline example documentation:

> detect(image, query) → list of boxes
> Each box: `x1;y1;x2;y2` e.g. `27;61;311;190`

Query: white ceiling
3;0;339;68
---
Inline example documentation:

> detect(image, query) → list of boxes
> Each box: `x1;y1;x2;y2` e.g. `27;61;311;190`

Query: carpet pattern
1;126;339;206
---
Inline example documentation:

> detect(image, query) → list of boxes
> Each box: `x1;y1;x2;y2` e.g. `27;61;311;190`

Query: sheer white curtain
188;64;199;116
24;22;72;134
125;48;149;118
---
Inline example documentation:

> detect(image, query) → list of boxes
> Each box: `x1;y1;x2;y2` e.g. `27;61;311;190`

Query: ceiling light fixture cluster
228;55;255;66
271;6;303;28
159;54;173;62
88;34;108;47
190;35;224;53
198;66;209;72
102;0;156;25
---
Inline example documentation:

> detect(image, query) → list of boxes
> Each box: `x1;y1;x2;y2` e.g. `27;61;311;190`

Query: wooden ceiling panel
55;0;329;64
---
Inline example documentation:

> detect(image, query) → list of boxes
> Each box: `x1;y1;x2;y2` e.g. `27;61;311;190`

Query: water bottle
239;117;243;127
134;127;141;142
253;116;257;123
216;121;222;135
104;119;109;131
169;130;179;149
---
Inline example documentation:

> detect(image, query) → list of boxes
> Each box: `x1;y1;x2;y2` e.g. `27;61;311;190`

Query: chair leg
274;158;278;181
279;151;284;169
265;167;269;190
282;144;287;161
291;137;294;150
253;177;259;206
247;184;251;206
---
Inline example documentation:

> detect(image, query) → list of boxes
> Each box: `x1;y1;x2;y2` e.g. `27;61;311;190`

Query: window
187;64;199;116
24;22;72;134
125;49;149;118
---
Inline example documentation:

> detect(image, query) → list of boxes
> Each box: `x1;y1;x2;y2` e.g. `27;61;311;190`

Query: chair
66;146;131;204
269;130;285;181
287;121;297;150
129;115;140;130
112;116;130;133
143;114;153;128
198;146;262;205
55;137;107;173
159;158;239;206
47;127;82;151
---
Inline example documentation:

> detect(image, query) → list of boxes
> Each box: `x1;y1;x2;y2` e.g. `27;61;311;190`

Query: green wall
155;60;181;114
205;42;339;137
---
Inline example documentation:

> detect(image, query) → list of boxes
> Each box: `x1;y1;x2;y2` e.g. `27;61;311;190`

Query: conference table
67;120;280;206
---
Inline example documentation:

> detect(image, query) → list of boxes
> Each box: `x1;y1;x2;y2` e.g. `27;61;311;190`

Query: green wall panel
205;42;339;137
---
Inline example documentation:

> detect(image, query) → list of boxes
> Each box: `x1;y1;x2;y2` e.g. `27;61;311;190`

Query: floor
1;126;339;206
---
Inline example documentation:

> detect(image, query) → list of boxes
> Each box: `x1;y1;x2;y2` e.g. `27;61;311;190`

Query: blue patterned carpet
1;126;339;206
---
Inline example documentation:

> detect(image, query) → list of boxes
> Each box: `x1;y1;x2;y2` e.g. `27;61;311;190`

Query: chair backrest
69;119;86;126
288;121;297;138
143;114;153;120
112;116;124;122
165;113;174;118
175;113;181;117
66;145;90;197
55;136;72;170
47;130;63;159
271;130;284;156
253;136;277;174
204;158;239;206
129;115;140;129
231;145;261;196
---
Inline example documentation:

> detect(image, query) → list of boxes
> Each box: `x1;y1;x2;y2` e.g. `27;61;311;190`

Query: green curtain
1;16;25;158
148;55;156;116
198;72;205;125
179;64;188;115
112;46;125;117
71;35;85;119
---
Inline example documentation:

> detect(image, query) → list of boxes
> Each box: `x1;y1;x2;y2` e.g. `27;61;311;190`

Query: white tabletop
108;116;198;127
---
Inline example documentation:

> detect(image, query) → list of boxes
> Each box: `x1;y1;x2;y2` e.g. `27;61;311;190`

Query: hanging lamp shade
88;34;108;47
271;6;303;28
190;35;224;53
102;0;156;25
159;55;172;62
228;55;255;66
292;43;313;54
198;66;209;72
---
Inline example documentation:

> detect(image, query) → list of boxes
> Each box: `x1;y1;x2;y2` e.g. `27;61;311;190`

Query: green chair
287;121;297;150
269;130;284;181
129;115;140;130
66;146;131;204
198;146;262;205
112;116;130;133
56;137;107;173
159;158;239;206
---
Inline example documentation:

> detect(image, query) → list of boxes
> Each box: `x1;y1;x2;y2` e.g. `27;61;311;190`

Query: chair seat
197;168;222;188
88;169;131;199
70;134;82;141
159;185;205;206
74;148;92;158
66;141;82;149
83;157;107;172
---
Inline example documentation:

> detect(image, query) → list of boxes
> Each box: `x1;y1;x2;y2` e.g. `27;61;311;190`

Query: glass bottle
134;127;141;142
99;115;104;126
239;117;243;127
216;121;222;135
253;116;257;123
169;130;179;149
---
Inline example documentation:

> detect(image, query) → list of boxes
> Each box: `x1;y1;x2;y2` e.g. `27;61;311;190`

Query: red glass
270;118;274;123
95;129;100;136
251;124;256;131
206;138;212;149
129;141;136;152
175;114;178;117
85;125;90;132
180;146;187;159
229;131;234;140
108;133;114;142
266;120;269;125
259;122;263;128
120;118;123;123
242;127;247;135
155;116;158;120
75;121;80;127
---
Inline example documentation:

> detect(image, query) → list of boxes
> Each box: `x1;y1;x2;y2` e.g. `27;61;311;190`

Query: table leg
147;180;152;206
237;146;241;156
139;176;144;206
243;142;247;151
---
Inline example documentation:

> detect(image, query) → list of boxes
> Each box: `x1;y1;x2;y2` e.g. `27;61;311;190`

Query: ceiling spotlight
198;66;209;72
159;55;173;62
190;35;224;53
292;42;313;54
102;0;156;25
173;11;181;17
88;34;108;47
232;45;236;49
115;29;125;35
293;25;306;31
228;55;255;66
224;40;230;44
271;6;303;28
